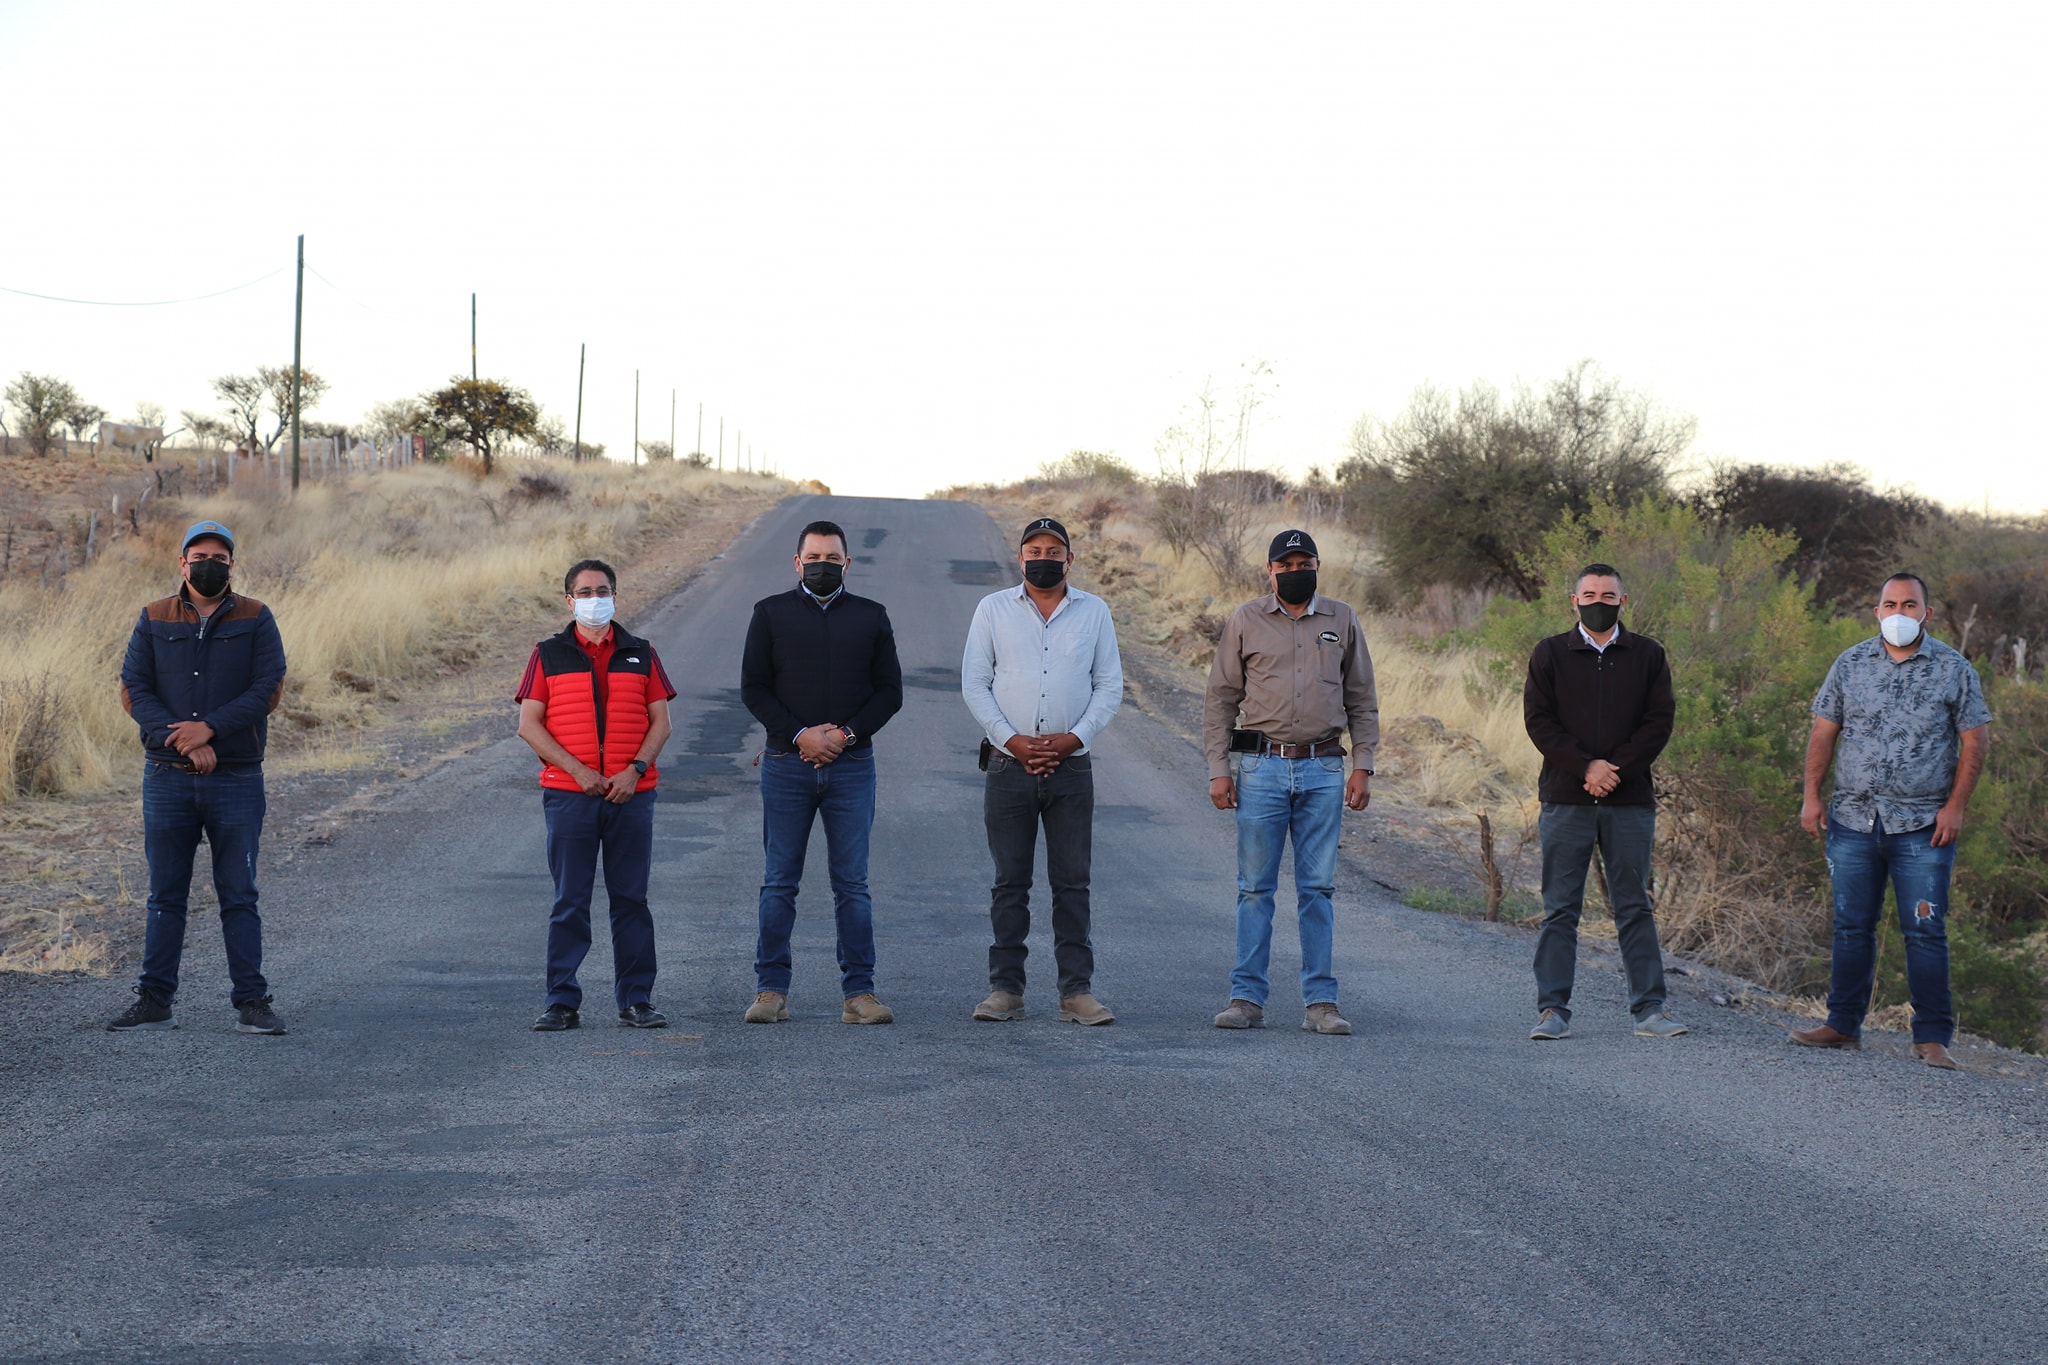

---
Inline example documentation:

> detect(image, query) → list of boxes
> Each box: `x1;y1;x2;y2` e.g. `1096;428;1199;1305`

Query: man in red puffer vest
515;558;677;1032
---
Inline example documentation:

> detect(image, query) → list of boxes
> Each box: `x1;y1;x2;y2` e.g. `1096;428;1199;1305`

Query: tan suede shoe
1302;1002;1352;1035
973;990;1025;1022
1213;999;1264;1029
1912;1042;1959;1070
1790;1023;1860;1049
1057;993;1116;1025
744;991;789;1024
841;993;895;1025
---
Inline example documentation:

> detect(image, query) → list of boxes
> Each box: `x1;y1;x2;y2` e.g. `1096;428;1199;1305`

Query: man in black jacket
1522;563;1682;1041
739;518;904;1024
108;519;289;1036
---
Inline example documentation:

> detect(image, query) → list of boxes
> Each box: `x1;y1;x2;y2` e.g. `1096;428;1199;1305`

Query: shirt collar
1577;621;1625;650
801;584;844;608
1262;592;1324;617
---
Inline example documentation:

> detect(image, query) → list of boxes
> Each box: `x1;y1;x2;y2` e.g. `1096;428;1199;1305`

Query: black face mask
187;559;231;598
801;561;844;596
1274;568;1317;605
1577;601;1621;633
1022;558;1068;589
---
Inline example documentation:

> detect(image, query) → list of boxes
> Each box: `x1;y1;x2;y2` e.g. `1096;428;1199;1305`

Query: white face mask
573;595;616;629
1879;613;1922;648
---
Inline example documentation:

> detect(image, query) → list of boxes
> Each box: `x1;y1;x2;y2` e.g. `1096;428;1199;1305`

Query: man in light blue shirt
961;516;1124;1024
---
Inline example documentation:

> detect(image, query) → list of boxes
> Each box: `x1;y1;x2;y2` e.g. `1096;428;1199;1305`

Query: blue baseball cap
181;520;235;554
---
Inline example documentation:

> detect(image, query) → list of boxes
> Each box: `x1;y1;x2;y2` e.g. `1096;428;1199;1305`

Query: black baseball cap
1020;516;1070;549
1268;529;1318;561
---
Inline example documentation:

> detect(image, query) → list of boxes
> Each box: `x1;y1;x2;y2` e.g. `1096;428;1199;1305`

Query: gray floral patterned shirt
1813;635;1992;833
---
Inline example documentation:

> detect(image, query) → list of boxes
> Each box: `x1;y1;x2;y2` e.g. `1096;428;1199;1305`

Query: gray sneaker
1529;1009;1570;1041
1213;999;1264;1029
1634;1012;1688;1038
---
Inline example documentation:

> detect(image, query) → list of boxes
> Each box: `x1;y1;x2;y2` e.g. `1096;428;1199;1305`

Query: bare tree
257;364;329;451
362;398;428;444
181;411;234;451
1151;362;1276;587
63;400;106;454
212;374;267;451
639;439;675;462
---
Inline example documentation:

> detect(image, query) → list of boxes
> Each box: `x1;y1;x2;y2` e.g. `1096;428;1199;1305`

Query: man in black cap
1202;529;1378;1035
108;519;289;1035
960;516;1124;1023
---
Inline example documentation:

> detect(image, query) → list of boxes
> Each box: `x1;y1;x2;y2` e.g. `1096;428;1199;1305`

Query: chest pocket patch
1320;631;1339;644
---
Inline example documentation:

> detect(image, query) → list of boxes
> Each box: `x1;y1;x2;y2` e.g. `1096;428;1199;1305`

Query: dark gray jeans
1534;802;1666;1021
984;752;1094;997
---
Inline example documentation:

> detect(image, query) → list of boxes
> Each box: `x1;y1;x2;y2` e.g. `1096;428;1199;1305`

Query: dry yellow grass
0;454;785;801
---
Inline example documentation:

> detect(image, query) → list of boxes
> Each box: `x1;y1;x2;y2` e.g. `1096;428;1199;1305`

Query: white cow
96;422;164;461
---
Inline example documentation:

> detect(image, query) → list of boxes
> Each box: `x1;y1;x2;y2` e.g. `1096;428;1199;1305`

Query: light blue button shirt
961;583;1123;752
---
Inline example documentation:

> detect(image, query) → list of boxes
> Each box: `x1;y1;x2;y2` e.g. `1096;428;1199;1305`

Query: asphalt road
3;495;2045;1365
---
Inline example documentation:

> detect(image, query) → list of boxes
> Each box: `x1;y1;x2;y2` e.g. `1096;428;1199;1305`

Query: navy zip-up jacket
1522;625;1675;806
120;587;288;768
741;587;903;752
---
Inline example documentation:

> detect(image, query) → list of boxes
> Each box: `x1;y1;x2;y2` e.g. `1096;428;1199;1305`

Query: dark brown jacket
1523;625;1675;806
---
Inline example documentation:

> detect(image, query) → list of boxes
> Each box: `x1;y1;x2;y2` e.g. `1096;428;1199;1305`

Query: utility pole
737;427;743;473
633;369;641;466
696;402;703;461
470;293;477;381
290;233;304;493
573;343;585;462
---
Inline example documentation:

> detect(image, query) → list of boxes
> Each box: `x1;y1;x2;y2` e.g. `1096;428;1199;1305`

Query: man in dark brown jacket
1522;562;1680;1041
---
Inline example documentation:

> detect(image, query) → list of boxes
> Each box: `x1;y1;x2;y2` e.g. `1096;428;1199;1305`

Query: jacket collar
553;620;646;652
176;583;237;617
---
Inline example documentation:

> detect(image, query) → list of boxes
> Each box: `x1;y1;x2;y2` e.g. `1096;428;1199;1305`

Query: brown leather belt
1261;738;1346;759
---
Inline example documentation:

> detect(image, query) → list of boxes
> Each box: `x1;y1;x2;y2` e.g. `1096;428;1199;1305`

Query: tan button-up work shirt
1202;594;1380;780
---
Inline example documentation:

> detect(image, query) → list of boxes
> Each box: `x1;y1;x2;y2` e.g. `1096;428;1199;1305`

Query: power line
0;266;289;307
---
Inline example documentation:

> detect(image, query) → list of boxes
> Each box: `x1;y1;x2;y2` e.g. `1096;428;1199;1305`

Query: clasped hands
1583;758;1621;799
570;763;641;804
166;720;218;774
796;724;850;768
1004;731;1081;775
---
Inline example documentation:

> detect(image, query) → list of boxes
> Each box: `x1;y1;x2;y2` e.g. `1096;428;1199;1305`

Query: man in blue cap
108;519;290;1034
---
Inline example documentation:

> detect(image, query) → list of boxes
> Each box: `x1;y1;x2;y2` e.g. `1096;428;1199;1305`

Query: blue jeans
1825;816;1955;1045
1230;754;1344;1007
541;787;658;1011
138;762;268;1004
756;747;877;997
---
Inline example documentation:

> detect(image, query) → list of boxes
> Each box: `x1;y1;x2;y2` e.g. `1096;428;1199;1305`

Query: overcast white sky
2;1;2043;507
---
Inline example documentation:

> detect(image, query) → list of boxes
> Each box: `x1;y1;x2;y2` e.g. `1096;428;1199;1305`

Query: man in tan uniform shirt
1203;529;1379;1035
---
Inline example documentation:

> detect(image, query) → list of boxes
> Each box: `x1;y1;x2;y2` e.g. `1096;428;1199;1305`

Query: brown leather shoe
841;993;895;1025
973;990;1025;1022
1302;1002;1352;1035
1790;1023;1860;1049
744;991;789;1024
1057;993;1116;1025
1912;1042;1959;1070
1213;999;1264;1029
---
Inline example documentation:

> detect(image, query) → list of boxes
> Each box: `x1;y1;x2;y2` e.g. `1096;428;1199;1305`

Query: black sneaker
532;1004;580;1031
234;996;287;1035
618;1003;668;1028
107;987;175;1032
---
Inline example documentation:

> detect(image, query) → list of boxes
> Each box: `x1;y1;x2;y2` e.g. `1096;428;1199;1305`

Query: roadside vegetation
937;362;2048;1051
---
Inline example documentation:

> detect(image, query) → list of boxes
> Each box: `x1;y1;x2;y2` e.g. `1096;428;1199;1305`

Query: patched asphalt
2;495;2044;1364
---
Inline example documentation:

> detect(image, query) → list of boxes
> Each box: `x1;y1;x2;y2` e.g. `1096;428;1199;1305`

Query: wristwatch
630;759;649;775
839;726;857;743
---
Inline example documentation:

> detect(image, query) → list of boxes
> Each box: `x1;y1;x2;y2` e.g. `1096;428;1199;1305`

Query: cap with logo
181;520;235;555
1019;516;1071;549
1267;529;1318;562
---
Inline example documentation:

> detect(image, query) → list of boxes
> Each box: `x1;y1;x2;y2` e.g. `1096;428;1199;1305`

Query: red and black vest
533;623;661;794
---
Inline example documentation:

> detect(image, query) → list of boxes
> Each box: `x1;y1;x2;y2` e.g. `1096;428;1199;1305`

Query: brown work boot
1213;999;1264;1029
841;993;895;1025
1302;1002;1352;1035
1790;1023;1860;1049
1912;1042;1959;1070
973;990;1025;1022
1057;993;1116;1026
743;991;789;1024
